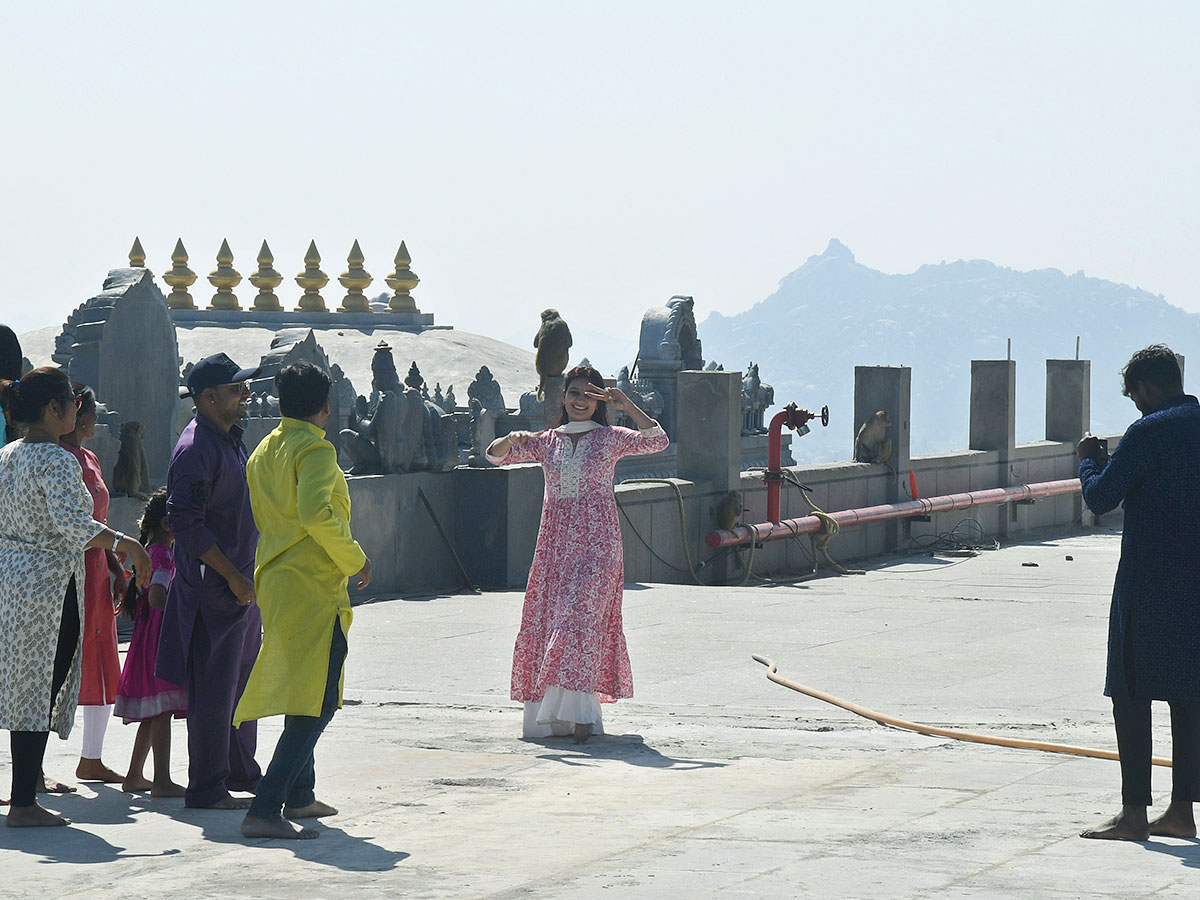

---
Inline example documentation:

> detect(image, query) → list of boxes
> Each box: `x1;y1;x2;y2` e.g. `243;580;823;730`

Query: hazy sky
2;1;1197;359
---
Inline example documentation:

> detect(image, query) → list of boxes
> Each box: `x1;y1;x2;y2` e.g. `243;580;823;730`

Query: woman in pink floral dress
488;365;668;743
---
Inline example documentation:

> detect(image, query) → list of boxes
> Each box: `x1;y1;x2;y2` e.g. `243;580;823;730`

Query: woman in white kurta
0;368;150;827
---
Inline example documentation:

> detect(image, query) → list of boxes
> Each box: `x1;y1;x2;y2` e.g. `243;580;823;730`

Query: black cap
180;353;261;399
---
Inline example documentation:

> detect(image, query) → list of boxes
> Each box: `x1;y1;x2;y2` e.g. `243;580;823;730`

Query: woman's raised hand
508;430;536;447
585;386;631;412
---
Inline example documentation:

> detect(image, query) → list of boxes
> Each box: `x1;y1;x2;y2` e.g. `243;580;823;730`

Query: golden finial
163;238;198;310
385;241;421;313
207;238;242;310
337;239;373;313
249;240;284;310
295;240;330;311
128;236;146;268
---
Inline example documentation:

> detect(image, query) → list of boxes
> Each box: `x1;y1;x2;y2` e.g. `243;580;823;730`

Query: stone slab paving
4;523;1199;898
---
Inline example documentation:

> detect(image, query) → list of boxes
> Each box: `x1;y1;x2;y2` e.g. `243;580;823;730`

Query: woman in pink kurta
488;365;668;743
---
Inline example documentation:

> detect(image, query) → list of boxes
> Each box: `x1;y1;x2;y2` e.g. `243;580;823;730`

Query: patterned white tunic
492;424;669;708
0;441;105;736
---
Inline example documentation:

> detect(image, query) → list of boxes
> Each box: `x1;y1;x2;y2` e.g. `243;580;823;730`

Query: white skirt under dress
522;686;606;738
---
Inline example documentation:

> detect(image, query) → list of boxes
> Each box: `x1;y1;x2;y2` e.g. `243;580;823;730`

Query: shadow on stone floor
1139;837;1200;869
2;784;408;872
144;803;410;871
528;733;727;770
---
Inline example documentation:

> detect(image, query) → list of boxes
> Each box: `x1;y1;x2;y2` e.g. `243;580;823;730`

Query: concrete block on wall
1045;359;1090;443
676;372;740;494
970;360;1016;458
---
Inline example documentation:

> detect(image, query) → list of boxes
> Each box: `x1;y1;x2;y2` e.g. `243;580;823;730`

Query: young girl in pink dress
487;365;669;743
114;488;187;796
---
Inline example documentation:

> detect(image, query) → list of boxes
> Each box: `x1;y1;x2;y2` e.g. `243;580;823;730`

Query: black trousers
1112;693;1200;807
247;619;347;819
10;578;80;807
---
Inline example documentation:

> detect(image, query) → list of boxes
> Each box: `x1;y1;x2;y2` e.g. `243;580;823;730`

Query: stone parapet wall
350;435;1104;597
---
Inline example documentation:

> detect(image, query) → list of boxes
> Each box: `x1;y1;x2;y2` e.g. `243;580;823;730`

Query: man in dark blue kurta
158;354;264;809
1078;344;1200;841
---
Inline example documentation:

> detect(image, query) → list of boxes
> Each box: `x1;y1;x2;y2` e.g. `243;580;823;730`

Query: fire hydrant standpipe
765;403;826;525
753;654;1171;767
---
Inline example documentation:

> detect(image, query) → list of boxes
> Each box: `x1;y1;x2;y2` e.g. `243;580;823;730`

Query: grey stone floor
4;522;1198;899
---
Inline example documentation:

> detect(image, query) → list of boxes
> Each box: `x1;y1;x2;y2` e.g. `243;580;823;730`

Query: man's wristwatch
111;531;125;552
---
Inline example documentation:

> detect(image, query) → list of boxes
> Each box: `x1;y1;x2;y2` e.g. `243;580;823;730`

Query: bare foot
241;815;319;839
573;723;594;745
122;776;154;793
6;803;71;827
283;800;338;819
38;773;77;794
189;795;252;810
1081;807;1150;841
151;781;187;799
1149;802;1197;839
76;759;124;783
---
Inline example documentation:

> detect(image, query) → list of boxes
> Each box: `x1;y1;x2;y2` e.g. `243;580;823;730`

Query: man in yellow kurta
235;361;371;840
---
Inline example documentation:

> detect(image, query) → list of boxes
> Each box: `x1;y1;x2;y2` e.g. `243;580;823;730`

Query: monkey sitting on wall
854;410;893;465
712;490;745;570
534;308;572;400
113;420;152;499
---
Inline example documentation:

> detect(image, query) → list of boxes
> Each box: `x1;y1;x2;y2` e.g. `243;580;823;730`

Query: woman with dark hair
0;367;151;826
0;325;23;445
486;364;668;742
59;384;127;783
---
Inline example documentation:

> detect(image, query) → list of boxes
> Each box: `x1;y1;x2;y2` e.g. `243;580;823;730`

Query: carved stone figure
420;399;458;472
740;361;775;434
533;309;572;400
371;341;401;395
854;410;893;464
405;360;424;391
339;384;424;475
467;366;506;414
112;420;151;499
468;398;497;467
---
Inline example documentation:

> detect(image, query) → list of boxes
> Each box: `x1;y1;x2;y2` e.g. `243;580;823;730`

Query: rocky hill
700;239;1200;464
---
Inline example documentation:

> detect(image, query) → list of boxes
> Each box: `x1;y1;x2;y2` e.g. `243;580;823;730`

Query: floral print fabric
499;425;668;703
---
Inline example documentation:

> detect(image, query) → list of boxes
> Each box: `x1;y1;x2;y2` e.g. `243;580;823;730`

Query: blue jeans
248;620;347;819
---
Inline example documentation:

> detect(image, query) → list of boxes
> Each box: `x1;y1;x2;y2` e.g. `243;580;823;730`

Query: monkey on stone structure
712;490;745;570
113;420;151;499
534;308;572;400
854;410;893;465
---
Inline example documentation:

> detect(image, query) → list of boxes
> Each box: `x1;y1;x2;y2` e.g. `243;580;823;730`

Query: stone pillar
853;366;911;548
677;371;740;585
970;359;1017;536
969;360;1016;458
1045;359;1090;443
542;375;564;430
676;371;740;493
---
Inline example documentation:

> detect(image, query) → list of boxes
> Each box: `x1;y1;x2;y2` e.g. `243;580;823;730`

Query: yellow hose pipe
752;654;1170;768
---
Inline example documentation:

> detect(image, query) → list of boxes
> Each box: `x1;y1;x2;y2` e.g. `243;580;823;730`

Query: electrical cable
617;479;706;585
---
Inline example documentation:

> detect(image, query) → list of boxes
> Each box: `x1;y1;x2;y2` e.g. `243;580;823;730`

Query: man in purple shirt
158;353;264;809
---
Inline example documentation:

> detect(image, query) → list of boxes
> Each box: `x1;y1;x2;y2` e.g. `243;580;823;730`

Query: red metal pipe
706;478;1082;549
766;403;823;524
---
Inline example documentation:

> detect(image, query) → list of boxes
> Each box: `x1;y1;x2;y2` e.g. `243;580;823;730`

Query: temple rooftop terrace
6;521;1194;899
